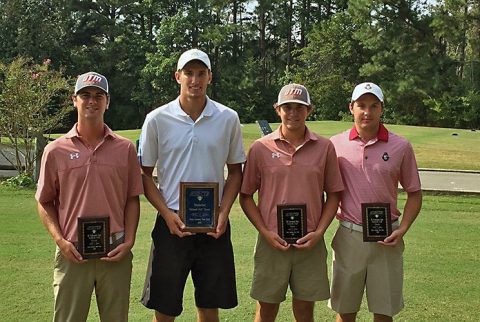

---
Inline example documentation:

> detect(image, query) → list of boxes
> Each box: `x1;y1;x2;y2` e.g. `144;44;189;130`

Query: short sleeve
35;144;59;203
240;141;261;195
138;114;159;167
227;113;246;165
399;142;421;192
127;142;144;197
323;141;344;193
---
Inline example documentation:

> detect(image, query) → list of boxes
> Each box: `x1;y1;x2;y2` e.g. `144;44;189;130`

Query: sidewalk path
418;169;480;194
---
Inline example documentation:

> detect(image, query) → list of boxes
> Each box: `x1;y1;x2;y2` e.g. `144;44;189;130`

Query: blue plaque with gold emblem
180;182;219;233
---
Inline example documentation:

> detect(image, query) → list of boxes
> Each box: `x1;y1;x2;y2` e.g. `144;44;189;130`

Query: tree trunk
258;4;267;87
457;3;469;79
286;0;293;67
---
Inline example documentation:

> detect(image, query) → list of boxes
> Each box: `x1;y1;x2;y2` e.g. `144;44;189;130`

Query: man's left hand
378;228;405;246
292;231;322;249
207;212;228;239
101;242;133;262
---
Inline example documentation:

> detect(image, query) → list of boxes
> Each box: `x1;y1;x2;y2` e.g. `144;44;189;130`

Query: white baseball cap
276;83;311;106
351;82;384;102
177;49;211;71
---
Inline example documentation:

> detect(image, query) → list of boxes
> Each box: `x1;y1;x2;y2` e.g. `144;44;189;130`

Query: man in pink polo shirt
329;82;422;322
35;71;143;321
240;83;344;322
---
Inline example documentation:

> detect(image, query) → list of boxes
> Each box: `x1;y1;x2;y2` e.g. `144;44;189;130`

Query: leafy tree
294;12;365;120
0;0;71;65
0;57;71;177
346;0;450;125
0;0;478;129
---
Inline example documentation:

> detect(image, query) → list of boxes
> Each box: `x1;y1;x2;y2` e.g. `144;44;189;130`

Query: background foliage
0;57;71;176
0;0;479;130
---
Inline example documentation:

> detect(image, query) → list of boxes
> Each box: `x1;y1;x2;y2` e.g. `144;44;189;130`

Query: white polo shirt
138;96;246;210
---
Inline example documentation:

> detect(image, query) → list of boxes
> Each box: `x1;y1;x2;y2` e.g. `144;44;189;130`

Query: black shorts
141;214;238;316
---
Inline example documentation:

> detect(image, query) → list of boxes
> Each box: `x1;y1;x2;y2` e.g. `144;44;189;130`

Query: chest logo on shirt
70;152;80;160
271;152;281;159
382;152;390;161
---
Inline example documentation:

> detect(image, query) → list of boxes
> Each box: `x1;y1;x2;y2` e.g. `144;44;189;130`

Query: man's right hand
57;239;86;263
262;230;290;251
163;210;194;238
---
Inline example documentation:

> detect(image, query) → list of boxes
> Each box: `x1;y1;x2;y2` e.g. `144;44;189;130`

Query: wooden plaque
77;216;110;258
277;204;307;244
180;182;219;233
362;203;392;242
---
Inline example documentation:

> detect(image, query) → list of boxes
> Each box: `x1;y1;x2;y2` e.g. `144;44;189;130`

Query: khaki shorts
328;225;405;317
250;234;330;303
53;246;133;322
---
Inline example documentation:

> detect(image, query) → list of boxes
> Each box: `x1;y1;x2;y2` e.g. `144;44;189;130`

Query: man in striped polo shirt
329;82;422;322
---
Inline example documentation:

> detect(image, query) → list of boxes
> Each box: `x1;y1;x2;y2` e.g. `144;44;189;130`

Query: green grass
115;121;480;171
11;121;479;171
1;186;479;321
3;121;480;170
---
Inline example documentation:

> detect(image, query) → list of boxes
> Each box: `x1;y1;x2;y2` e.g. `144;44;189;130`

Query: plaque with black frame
77;216;110;259
277;204;307;244
361;203;392;242
180;182;219;233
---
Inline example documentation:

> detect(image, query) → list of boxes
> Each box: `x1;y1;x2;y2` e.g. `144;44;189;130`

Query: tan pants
52;247;133;322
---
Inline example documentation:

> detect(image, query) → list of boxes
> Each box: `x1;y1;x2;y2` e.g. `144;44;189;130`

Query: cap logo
82;74;103;85
285;88;303;97
365;83;372;90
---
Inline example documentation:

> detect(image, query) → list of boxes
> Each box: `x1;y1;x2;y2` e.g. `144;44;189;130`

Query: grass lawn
0;186;479;321
14;121;480;171
5;121;480;170
118;121;480;171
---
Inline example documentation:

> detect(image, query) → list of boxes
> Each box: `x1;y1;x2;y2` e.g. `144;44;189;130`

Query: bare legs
255;299;315;322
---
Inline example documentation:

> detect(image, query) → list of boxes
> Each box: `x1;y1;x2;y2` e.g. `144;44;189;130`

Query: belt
340;221;363;232
339;220;399;233
110;231;125;247
110;231;125;249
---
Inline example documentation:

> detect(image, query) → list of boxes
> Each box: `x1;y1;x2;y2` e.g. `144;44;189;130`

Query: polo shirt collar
173;96;215;118
273;126;318;143
349;123;389;142
65;123;117;140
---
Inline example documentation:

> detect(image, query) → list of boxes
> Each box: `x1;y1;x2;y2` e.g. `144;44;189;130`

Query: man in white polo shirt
138;49;246;322
329;82;422;322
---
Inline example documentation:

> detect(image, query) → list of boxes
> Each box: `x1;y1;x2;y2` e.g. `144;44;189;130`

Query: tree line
0;0;479;131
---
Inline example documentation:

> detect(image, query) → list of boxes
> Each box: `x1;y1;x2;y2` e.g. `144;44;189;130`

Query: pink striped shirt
330;124;421;224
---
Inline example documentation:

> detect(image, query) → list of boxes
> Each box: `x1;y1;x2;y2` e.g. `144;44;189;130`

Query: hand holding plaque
361;203;392;242
277;204;307;244
77;216;110;259
179;182;219;233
